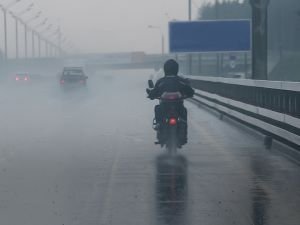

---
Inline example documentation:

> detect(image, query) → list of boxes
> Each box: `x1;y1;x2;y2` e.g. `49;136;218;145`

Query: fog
0;68;156;225
0;0;211;55
0;66;299;225
0;0;300;225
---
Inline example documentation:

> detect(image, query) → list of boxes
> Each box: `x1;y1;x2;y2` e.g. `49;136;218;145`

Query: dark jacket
148;75;195;100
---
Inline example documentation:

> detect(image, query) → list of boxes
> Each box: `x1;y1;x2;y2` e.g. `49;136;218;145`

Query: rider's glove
146;89;154;99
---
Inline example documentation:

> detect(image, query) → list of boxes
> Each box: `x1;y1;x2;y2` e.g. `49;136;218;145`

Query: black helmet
164;59;179;76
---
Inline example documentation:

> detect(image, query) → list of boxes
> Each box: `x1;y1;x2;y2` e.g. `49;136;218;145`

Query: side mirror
148;80;154;88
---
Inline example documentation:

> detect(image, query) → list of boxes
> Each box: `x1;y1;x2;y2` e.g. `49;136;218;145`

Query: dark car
60;67;88;86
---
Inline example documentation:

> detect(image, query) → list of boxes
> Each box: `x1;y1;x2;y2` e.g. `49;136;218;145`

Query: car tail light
80;80;84;83
24;77;28;81
16;77;20;81
60;79;65;84
169;118;177;126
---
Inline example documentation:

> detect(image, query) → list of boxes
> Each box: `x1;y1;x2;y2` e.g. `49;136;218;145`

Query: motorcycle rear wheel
166;127;177;156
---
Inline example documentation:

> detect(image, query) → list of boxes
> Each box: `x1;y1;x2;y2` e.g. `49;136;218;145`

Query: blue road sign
169;20;251;53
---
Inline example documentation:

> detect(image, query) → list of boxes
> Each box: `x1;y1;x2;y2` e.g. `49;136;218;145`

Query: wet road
0;69;299;225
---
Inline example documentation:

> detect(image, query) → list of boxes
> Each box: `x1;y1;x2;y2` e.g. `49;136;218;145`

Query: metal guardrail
188;76;300;150
189;76;300;119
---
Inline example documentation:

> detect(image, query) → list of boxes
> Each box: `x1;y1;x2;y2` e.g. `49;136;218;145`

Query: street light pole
47;28;59;56
38;34;41;57
31;21;47;59
188;0;191;20
15;17;18;58
0;6;11;60
23;12;41;58
32;30;35;57
250;0;270;80
49;42;52;57
46;40;49;57
187;0;192;75
0;0;22;59
38;25;55;58
215;0;219;18
58;27;62;57
11;3;34;58
32;18;47;58
3;9;8;59
215;0;221;76
161;35;165;55
24;24;28;58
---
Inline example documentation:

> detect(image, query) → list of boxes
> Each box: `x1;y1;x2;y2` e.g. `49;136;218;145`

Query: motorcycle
147;80;188;155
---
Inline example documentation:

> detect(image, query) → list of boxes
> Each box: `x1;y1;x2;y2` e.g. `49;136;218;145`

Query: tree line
198;0;300;53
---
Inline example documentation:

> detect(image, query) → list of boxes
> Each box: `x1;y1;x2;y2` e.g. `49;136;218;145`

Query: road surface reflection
155;154;188;225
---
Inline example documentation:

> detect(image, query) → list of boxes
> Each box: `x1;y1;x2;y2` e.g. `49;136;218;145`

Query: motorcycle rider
147;59;195;145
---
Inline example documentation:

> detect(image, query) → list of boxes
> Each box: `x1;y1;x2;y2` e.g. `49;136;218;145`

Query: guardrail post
264;136;273;149
244;53;248;78
198;54;202;74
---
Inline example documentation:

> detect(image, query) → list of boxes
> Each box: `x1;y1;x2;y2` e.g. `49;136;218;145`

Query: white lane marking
100;146;121;225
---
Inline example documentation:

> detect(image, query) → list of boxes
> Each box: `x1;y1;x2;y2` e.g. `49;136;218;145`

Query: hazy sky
14;0;213;54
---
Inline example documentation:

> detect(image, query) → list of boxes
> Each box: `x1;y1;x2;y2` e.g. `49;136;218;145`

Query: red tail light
169;118;177;126
24;77;28;81
16;77;20;81
60;79;65;84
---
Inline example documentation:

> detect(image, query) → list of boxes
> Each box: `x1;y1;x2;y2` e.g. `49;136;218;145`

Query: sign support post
187;0;192;75
250;0;270;80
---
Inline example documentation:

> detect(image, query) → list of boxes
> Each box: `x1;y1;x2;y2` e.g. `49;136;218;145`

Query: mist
0;67;157;224
0;0;300;225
